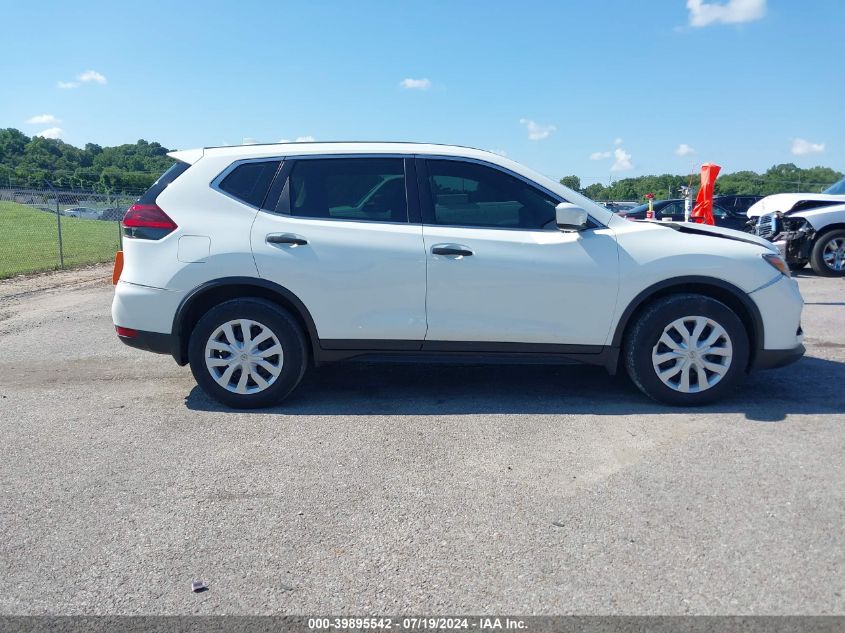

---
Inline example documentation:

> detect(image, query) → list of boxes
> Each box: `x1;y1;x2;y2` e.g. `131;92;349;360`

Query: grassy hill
0;201;121;279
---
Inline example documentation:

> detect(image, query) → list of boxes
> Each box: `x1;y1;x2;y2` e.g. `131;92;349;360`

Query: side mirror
555;203;588;231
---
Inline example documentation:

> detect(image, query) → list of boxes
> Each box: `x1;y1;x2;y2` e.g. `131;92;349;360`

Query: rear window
284;158;408;222
138;161;189;204
218;160;281;207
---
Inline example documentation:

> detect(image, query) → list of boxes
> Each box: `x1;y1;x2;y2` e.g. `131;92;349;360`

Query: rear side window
284;158;408;223
218;160;281;207
138;161;189;204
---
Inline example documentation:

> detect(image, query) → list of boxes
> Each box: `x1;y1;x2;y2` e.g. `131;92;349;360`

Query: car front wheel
810;229;845;277
624;294;749;406
188;298;308;409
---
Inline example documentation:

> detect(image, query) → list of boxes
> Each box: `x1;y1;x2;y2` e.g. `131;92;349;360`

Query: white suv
112;142;805;408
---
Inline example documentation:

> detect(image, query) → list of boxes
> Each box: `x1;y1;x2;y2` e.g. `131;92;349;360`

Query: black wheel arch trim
170;277;321;365
610;275;765;364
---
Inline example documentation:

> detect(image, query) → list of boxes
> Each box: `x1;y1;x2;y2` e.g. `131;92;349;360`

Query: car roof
168;142;617;225
196;141;507;161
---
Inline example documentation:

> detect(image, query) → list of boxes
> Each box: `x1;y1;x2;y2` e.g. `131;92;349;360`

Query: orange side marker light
112;251;124;285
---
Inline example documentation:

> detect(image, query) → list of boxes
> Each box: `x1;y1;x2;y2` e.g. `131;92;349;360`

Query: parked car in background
714;195;763;216
619;198;749;231
112;142;803;409
98;207;125;221
63;206;100;219
747;177;845;276
602;201;639;213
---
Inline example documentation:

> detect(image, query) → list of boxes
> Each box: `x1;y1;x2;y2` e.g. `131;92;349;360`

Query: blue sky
2;0;842;184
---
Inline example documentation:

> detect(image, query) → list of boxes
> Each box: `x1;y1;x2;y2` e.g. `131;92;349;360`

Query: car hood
746;193;845;217
643;220;778;252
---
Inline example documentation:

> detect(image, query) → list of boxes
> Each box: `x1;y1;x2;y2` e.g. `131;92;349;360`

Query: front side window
218;160;281;207
287;158;408;222
425;160;558;229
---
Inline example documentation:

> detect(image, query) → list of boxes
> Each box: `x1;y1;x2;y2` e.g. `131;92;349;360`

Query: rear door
250;156;427;344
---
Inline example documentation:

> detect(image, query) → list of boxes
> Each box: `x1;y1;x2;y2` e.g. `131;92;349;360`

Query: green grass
0;201;121;279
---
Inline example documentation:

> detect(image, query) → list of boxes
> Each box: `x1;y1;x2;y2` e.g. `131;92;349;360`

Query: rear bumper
117;329;176;356
112;280;185;334
753;343;805;370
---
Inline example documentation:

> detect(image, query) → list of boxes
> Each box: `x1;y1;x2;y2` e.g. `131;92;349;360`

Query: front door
419;158;620;346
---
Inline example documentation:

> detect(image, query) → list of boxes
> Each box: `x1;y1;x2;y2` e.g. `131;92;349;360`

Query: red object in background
690;163;721;225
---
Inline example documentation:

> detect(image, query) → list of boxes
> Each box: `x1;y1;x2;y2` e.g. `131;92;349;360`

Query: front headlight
762;253;790;277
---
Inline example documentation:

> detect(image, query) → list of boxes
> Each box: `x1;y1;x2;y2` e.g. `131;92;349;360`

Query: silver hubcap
205;319;283;394
651;316;733;394
822;237;845;271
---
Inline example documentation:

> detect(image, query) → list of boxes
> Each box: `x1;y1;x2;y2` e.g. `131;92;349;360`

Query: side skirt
316;340;620;374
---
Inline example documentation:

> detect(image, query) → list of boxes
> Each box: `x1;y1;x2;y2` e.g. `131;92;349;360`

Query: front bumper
753;342;805;370
749;275;804;350
749;213;815;262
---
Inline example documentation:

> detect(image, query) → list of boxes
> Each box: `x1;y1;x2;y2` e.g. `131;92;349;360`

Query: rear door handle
266;233;308;246
431;244;473;257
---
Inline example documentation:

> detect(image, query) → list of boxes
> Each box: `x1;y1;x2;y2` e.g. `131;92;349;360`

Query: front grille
756;213;778;239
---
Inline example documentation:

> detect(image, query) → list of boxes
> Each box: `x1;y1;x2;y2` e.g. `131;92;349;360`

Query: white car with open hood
747;177;845;276
111;142;805;408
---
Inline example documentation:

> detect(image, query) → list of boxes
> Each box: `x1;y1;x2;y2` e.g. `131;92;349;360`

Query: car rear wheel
624;294;749;406
810;230;845;277
188;299;308;409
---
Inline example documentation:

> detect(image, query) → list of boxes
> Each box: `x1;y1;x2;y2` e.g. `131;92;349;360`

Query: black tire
809;229;845;277
787;260;807;272
188;298;308;409
624;294;750;406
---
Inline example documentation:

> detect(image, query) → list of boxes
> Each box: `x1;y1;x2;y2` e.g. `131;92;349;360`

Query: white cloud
78;70;107;84
488;148;507;157
35;127;63;139
57;69;107;89
611;148;634;171
278;135;316;143
400;78;431;90
519;118;556;141
242;137;258;145
614;137;623;146
27;114;61;125
589;151;612;160
687;0;766;27
791;138;825;156
675;143;696;156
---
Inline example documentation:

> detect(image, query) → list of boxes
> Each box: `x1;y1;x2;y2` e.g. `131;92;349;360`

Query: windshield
823;177;845;195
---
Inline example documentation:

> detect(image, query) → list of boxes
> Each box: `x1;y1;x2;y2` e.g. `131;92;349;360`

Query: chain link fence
0;186;141;279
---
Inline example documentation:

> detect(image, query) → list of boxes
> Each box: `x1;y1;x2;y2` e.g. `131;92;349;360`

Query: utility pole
45;181;64;269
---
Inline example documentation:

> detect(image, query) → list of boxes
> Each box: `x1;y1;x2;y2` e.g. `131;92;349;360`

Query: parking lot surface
0;266;843;615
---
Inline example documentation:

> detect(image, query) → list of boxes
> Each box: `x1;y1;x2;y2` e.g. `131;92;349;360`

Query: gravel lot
0;265;843;615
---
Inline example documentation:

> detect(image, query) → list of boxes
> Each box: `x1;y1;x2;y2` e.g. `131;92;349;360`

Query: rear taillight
115;326;138;338
122;203;177;239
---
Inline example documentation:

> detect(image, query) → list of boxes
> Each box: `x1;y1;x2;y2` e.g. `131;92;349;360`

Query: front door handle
267;233;308;246
431;244;473;257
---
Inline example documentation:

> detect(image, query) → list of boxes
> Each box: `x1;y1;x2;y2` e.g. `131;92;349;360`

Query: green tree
583;183;606;199
0;128;174;192
559;175;581;191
